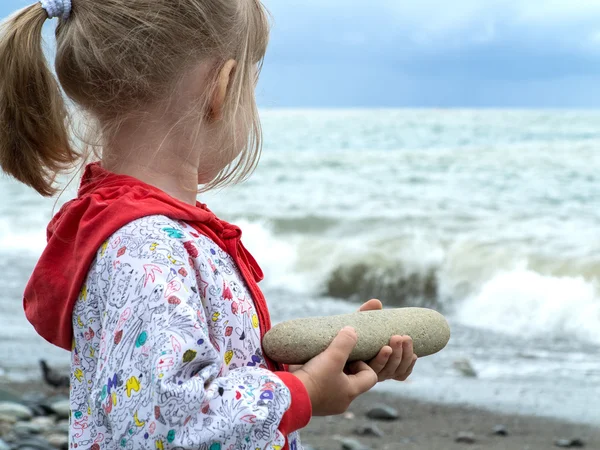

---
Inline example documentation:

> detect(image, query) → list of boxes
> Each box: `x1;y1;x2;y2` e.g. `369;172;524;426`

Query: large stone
263;307;451;364
0;403;33;421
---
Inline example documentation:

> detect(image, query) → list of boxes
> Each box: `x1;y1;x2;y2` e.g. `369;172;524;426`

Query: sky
2;0;600;108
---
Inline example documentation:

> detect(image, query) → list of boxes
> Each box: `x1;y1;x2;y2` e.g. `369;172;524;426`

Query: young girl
0;1;417;449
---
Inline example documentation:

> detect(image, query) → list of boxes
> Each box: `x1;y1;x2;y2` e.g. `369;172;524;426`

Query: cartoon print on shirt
70;216;303;450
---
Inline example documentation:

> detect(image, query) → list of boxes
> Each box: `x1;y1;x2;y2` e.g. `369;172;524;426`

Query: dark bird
39;360;70;389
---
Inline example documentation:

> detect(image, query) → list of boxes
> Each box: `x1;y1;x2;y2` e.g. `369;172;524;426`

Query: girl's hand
293;327;378;416
358;299;418;382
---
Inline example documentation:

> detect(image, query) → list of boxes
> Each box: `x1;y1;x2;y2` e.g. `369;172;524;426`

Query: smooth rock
343;412;355;420
0;413;17;425
0;403;33;421
56;420;70;434
263;307;451;364
13;436;54;450
366;405;400;421
50;400;70;420
555;438;585;448
46;433;69;450
456;432;476;444
13;421;43;436
492;425;508;436
354;423;385;438
31;416;55;432
453;358;478;378
340;438;370;450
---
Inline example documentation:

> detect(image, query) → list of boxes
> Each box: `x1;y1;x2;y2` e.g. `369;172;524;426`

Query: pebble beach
0;379;597;450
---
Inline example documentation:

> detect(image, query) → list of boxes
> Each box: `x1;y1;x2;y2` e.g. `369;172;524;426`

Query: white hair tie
40;0;72;20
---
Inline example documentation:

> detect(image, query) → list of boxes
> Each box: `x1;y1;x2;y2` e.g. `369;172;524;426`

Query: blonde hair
0;0;270;197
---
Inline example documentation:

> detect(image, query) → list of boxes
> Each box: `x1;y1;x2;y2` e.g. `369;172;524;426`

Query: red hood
24;162;271;353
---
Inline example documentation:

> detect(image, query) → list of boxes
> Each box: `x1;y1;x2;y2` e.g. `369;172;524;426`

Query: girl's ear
209;59;237;122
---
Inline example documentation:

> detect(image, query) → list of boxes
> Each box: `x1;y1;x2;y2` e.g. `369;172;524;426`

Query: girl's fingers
368;346;393;374
395;354;418;382
396;337;415;376
377;335;404;380
359;299;383;312
347;361;378;397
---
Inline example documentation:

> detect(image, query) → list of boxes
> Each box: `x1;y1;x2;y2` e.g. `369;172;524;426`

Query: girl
0;0;417;449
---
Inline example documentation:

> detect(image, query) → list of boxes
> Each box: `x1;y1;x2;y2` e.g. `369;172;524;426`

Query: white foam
0;217;47;256
456;267;600;345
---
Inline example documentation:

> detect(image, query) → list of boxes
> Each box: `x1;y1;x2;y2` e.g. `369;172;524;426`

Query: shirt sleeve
90;225;310;449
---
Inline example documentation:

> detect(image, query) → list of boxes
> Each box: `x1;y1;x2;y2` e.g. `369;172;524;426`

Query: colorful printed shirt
69;215;311;449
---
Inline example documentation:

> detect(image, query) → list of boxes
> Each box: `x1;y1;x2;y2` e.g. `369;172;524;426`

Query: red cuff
275;371;313;435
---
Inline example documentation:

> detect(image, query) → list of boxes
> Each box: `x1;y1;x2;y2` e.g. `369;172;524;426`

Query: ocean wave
236;219;600;345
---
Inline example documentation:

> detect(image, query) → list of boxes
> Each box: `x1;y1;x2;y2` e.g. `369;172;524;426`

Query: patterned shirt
69;215;308;449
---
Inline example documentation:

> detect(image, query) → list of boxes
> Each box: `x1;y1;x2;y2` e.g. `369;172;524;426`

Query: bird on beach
39;359;70;389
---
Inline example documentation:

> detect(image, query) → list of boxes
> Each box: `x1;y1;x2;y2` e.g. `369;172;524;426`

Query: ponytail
0;4;78;197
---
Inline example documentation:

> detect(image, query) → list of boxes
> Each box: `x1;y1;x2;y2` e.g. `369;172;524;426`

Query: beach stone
0;414;17;425
13;436;54;450
13;421;43;436
0;439;9;450
0;403;33;421
49;400;70;420
492;424;508;436
555;438;585;448
340;438;370;450
263;307;451;364
55;420;69;434
456;432;476;444
453;358;478;378
354;423;384;438
30;416;55;432
366;405;400;421
46;433;69;449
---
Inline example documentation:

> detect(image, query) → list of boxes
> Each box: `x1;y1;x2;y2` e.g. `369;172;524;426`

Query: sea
1;109;599;424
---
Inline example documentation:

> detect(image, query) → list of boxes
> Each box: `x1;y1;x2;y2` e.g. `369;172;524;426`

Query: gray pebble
55;420;70;434
30;416;55;432
46;433;69;450
366;405;400;421
0;403;33;421
13;436;55;450
263;308;451;364
340;438;370;450
453;358;478;378
13;421;43;436
492;424;508;436
555;438;585;448
0;414;17;425
49;400;70;420
354;423;384;438
456;431;476;444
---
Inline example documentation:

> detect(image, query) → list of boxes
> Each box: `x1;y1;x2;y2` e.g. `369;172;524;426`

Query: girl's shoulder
95;214;229;269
